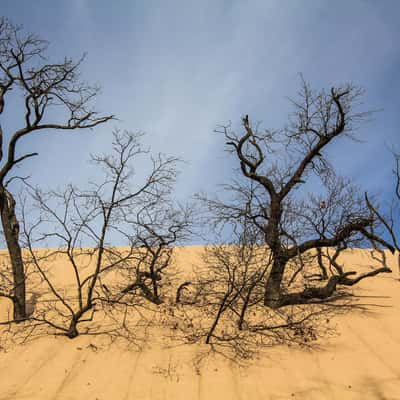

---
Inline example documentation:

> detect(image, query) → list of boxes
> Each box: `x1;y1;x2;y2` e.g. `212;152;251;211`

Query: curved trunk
268;267;391;308
263;197;286;308
317;248;328;280
0;187;26;321
67;318;79;339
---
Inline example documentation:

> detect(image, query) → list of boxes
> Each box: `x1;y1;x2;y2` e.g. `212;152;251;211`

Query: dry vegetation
0;17;399;372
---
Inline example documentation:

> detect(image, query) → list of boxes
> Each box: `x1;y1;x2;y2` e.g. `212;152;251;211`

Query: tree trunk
277;275;342;307
150;272;161;304
264;254;286;308
121;280;162;305
317;248;328;280
67;318;79;338
269;267;391;308
205;292;230;344
397;251;400;281
263;198;286;308
238;291;251;330
0;187;26;321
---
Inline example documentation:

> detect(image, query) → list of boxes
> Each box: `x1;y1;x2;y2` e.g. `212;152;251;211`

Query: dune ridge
0;246;399;399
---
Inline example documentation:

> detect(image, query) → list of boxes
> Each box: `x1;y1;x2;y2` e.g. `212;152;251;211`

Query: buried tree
205;79;394;310
0;17;112;321
365;150;400;277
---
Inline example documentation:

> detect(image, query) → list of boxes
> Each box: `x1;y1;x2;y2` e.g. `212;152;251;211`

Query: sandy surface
0;246;399;400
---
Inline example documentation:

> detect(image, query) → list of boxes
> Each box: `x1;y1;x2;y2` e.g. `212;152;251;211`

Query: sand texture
0;246;399;399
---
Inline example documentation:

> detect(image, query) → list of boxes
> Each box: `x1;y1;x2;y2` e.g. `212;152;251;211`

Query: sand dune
0;246;399;399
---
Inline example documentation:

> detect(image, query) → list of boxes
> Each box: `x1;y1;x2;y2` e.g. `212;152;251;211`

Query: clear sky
1;1;399;242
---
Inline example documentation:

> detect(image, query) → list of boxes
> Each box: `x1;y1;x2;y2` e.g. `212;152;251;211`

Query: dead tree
119;203;193;305
170;210;273;346
365;150;400;277
0;17;112;321
172;237;329;354
206;79;393;310
202;243;270;344
22;130;180;338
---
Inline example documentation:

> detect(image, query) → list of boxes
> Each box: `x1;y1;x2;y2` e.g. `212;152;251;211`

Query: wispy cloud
1;0;399;207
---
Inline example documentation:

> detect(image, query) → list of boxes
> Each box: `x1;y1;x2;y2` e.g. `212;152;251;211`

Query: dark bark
337;266;391;286
264;259;284;307
286;218;374;259
276;274;345;307
263;246;287;307
0;187;26;321
66;318;79;339
263;217;389;307
270;266;391;308
175;281;192;304
0;18;113;326
209;83;393;347
121;278;163;305
263;197;286;307
316;248;328;280
238;290;252;330
65;303;93;338
205;292;230;344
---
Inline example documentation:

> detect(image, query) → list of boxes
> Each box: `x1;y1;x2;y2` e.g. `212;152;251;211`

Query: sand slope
0;247;399;400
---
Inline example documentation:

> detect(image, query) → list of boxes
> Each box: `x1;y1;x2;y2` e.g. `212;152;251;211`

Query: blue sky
1;1;399;242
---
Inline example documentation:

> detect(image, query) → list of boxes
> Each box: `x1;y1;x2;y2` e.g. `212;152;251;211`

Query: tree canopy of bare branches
19;130;192;339
0;17;113;321
365;150;400;277
202;79;393;310
18;130;194;339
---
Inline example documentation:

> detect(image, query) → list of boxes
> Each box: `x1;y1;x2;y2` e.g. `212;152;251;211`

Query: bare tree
365;150;400;277
0;17;113;321
21;130;184;339
201;242;270;344
205;79;393;310
120;204;193;305
170;240;337;361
